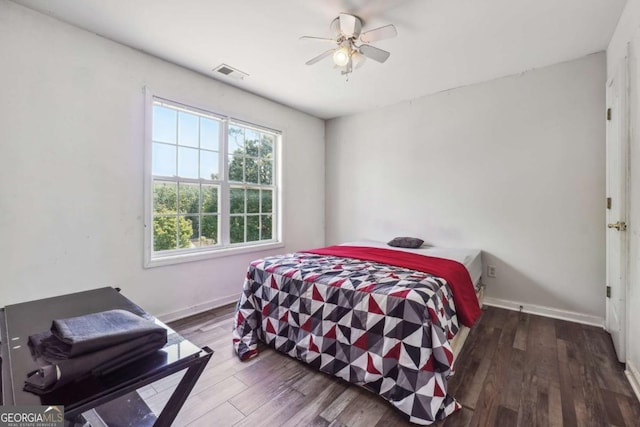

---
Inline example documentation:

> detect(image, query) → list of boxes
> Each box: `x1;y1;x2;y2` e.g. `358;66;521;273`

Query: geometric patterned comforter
233;251;465;425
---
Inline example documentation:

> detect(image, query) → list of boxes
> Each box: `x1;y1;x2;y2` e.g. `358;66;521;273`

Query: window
145;94;281;266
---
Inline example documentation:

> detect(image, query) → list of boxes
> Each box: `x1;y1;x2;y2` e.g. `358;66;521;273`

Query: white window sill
144;241;285;268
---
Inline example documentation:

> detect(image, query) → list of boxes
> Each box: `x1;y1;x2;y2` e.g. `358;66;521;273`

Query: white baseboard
626;361;640;403
483;296;604;328
157;292;241;323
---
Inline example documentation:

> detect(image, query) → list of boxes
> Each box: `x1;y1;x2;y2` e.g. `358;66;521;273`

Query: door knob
608;221;627;231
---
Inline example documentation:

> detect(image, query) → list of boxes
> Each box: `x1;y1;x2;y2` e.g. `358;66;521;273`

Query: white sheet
340;240;483;287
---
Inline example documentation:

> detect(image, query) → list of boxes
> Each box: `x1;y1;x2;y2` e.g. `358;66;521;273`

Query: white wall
608;0;640;77
608;0;640;398
326;53;606;322
0;0;325;319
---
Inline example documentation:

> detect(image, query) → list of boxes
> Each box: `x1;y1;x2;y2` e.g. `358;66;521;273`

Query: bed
233;241;483;425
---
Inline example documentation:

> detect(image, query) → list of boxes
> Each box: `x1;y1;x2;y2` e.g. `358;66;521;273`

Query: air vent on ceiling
213;64;249;80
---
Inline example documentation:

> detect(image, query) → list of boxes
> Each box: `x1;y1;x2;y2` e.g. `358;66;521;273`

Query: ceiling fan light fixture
302;13;397;75
333;47;350;67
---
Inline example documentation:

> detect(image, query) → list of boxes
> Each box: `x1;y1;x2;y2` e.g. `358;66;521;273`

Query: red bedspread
304;246;481;327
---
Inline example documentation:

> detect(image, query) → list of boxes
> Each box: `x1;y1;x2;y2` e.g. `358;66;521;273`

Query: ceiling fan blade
299;36;336;43
339;13;361;38
305;49;335;65
360;24;398;43
359;44;391;63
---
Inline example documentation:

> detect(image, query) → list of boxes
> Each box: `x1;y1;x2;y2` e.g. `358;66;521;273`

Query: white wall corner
483;296;604;328
626;361;640;403
157;293;240;323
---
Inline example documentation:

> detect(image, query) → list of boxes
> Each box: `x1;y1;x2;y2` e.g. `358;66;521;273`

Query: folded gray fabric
24;332;167;394
24;309;168;395
29;309;166;359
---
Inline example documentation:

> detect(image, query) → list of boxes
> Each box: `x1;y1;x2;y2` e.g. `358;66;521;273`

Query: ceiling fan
301;13;397;76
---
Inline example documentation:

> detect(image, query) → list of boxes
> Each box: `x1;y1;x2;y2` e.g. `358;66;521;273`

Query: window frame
144;88;283;268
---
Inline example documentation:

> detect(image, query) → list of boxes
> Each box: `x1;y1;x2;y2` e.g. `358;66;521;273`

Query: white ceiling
13;0;627;119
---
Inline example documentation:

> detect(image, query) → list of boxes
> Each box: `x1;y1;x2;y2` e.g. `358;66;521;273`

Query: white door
606;58;628;363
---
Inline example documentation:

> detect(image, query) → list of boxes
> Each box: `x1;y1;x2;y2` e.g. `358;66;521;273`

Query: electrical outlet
487;265;496;278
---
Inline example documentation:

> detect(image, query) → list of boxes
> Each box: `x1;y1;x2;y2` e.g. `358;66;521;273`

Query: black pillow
387;237;424;248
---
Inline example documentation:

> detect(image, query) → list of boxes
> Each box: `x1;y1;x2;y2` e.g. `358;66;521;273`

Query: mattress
341;240;483;287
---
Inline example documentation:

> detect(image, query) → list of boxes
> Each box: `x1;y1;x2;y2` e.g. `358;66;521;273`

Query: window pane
245;130;259;157
178;112;199;148
153;181;177;213
230;216;245;244
247;216;260;242
228;155;244;182
153;216;178;251
179;215;198;248
201;185;219;213
200;150;219;180
179;182;199;214
229;125;244;154
152;143;176;177
245;129;259;143
201;215;218;246
260;134;274;157
245;157;259;183
261;189;272;213
152;105;176;144
260;160;273;185
201;118;220;151
230;188;245;214
178;147;199;179
261;215;273;240
247;189;260;214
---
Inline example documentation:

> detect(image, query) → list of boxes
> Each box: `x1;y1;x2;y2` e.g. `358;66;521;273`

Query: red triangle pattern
368;296;384;315
434;380;445;397
367;353;382;375
262;304;271;316
384;342;402;360
444;347;454;364
309;336;320;353
301;317;313;332
284;268;297;278
236;311;245;324
353;332;368;350
280;310;288;322
324;325;337;339
312;285;324;302
357;283;377;293
329;278;346;288
266;319;276;334
421;355;435;372
389;288;411;298
271;276;278;289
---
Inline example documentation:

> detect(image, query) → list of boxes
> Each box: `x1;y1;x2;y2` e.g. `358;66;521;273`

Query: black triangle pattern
232;251;464;424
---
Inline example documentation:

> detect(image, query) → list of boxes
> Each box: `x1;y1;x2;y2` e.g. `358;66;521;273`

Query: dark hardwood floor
138;305;640;426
